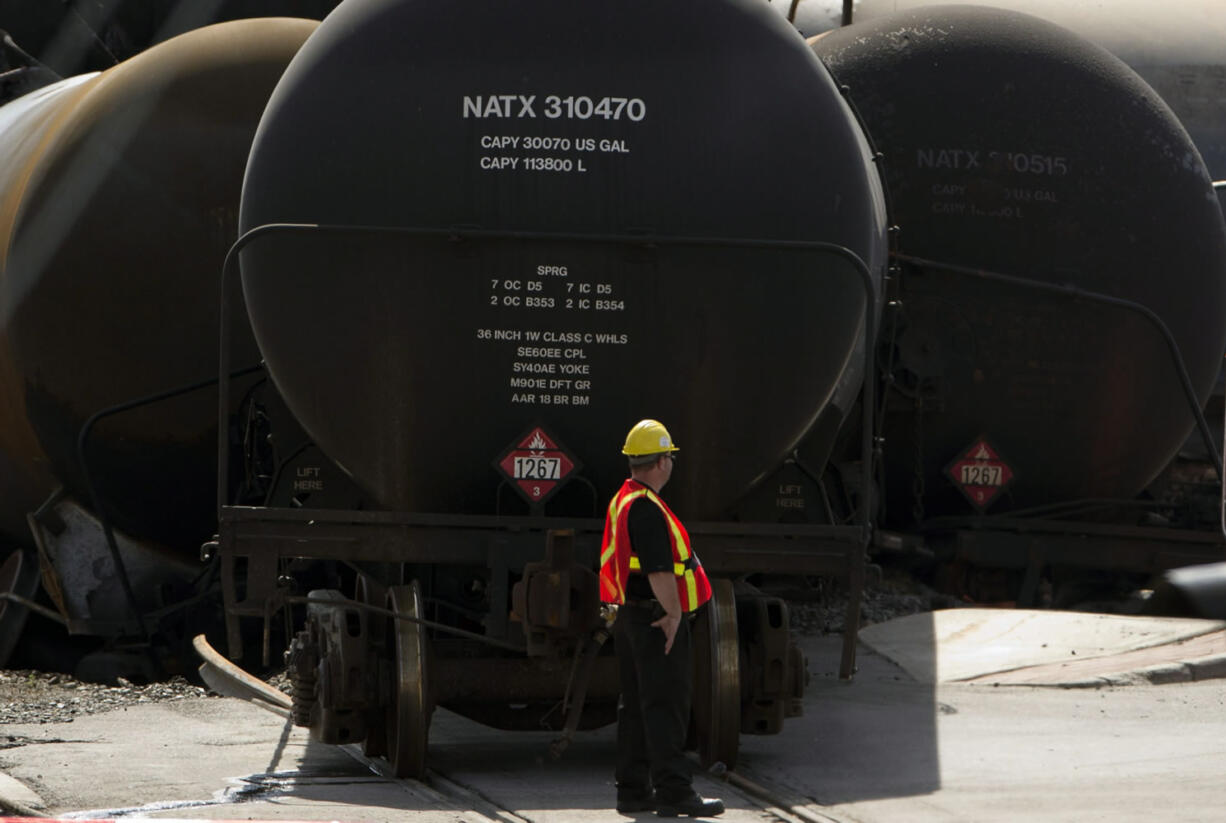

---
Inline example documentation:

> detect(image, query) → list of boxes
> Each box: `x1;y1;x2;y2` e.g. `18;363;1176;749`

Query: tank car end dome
814;5;1226;517
238;0;889;518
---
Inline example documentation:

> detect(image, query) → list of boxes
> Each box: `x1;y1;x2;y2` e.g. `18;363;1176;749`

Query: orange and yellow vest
599;478;712;612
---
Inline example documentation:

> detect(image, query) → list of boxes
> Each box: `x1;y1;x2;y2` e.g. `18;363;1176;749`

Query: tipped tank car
0;18;317;659
0;1;341;81
1;0;1224;777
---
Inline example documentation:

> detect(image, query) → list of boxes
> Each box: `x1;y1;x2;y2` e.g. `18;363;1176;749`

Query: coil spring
287;628;318;728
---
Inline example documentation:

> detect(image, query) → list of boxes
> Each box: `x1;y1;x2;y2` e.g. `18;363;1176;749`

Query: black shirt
625;494;674;599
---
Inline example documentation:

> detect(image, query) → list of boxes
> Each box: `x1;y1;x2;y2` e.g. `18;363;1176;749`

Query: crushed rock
787;567;964;636
0;670;211;726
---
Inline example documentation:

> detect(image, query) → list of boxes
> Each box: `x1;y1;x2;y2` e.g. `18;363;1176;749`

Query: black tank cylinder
812;6;1226;518
845;0;1226;185
239;0;888;518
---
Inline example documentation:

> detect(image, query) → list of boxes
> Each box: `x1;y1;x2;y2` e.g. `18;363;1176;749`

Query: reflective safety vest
599;478;712;612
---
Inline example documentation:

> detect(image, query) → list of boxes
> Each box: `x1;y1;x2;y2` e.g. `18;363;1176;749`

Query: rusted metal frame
953;497;1180;522
222;502;870;543
216;522;512;658
219;532;279;659
220;518;594;564
928;505;1226;604
949;528;1225;587
221;503;600;531
220;514;857;591
893;252;1224;483
216;519;605;657
215;524;849;600
221;505;866;569
929;514;1226;544
218;514;856;660
220;222;878;679
218;519;870;667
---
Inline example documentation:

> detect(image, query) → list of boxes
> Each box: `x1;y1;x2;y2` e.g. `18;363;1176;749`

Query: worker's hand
652;612;681;654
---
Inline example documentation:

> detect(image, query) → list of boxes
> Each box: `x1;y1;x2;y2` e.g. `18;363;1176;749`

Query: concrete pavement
3;607;1226;821
857;608;1226;686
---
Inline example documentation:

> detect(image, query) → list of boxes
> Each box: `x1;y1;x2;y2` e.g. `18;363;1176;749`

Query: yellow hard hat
621;419;680;457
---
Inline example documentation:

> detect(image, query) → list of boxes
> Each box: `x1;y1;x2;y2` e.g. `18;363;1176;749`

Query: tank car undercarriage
215;509;837;774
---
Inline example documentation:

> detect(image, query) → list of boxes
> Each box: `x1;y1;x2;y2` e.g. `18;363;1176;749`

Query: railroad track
191;634;849;823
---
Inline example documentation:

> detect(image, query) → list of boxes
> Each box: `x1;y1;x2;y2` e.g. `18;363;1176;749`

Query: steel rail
192;633;291;716
191;632;854;823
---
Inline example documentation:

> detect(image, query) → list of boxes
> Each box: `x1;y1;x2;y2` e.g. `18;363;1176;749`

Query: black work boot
616;789;656;814
655;793;725;818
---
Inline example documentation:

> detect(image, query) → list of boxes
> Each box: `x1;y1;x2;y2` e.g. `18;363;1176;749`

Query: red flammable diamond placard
945;438;1015;511
495;425;579;505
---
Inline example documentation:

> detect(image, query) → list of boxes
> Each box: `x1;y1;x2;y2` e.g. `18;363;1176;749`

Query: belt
621;598;699;620
628;555;699;575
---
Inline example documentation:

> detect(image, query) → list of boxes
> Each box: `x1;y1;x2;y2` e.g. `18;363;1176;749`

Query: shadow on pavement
736;629;939;805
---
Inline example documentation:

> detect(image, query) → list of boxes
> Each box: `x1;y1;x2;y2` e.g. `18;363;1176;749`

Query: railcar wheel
386;581;432;778
691;578;740;769
0;550;39;668
356;575;388;758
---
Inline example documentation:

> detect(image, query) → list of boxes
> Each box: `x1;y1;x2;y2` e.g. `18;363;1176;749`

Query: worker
600;419;724;818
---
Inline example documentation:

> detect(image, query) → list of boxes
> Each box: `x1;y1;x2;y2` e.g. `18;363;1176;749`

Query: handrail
71;365;262;637
893;252;1224;484
219;221;880;678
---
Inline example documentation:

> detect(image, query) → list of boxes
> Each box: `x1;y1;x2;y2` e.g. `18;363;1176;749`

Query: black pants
613;603;693;802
